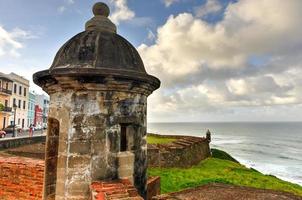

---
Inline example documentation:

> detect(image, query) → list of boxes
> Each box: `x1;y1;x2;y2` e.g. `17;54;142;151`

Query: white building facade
8;73;30;128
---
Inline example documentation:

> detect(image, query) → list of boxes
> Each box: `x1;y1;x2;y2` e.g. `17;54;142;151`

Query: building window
5;82;8;90
14;84;17;93
19;86;22;95
24;88;26;97
18;118;20;125
23;101;26;109
120;124;128;152
18;100;21;108
5;100;8;107
13;98;16;106
3;117;6;129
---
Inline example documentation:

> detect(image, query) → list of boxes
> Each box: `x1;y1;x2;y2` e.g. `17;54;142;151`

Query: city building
8;73;30;128
35;94;49;127
0;73;13;130
27;91;36;127
34;105;43;128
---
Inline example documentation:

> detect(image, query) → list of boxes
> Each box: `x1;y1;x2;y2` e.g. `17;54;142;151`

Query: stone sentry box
33;2;160;200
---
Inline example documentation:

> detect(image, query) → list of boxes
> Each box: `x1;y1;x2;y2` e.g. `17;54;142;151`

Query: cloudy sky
0;0;302;122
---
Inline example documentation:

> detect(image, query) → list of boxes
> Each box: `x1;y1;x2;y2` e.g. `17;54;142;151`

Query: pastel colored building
0;73;13;129
35;94;49;126
27;91;36;127
34;105;43;128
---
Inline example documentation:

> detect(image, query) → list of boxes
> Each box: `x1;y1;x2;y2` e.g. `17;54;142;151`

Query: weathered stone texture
44;90;148;199
147;134;211;168
33;2;160;199
147;176;161;200
90;179;143;200
0;156;44;200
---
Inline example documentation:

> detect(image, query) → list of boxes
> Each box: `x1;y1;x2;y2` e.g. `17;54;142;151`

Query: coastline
148;122;302;186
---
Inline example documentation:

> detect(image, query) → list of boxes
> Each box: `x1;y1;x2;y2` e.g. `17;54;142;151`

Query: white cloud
66;0;75;5
162;0;179;7
227;79;248;96
110;0;135;25
140;0;302;121
57;6;66;13
195;0;223;18
147;29;156;41
57;0;75;13
0;26;33;58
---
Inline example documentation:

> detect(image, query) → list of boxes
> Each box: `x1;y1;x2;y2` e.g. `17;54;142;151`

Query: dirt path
154;183;302;200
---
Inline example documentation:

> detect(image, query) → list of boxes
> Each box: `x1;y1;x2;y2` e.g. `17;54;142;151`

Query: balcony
0;106;12;113
0;88;12;95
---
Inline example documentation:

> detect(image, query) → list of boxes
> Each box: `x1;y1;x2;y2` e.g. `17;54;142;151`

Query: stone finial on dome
93;2;110;17
85;2;116;33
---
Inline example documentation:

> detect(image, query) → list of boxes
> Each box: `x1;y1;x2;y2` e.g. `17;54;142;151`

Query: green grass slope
148;149;302;196
147;135;177;144
211;148;239;163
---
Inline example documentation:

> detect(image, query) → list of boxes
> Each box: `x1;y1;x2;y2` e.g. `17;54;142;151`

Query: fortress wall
0;155;158;200
0;156;44;200
147;134;211;168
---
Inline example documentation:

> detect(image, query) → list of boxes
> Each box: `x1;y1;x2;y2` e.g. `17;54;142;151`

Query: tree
0;103;4;111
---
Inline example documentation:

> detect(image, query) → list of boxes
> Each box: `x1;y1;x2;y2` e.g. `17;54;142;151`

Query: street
1;129;46;139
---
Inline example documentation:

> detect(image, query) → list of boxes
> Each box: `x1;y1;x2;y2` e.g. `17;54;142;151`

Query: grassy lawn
147;135;177;144
148;149;302;196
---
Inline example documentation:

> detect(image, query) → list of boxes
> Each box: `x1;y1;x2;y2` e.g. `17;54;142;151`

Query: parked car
0;130;6;138
3;124;23;134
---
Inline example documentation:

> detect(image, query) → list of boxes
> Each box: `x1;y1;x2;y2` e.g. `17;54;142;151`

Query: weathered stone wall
0;135;46;150
45;90;148;199
0;157;158;200
0;156;44;200
147;177;161;200
147;134;211;168
90;179;143;200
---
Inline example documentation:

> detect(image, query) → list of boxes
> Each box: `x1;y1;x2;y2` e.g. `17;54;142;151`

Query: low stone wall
0;155;160;200
0;156;44;200
148;134;211;168
0;135;46;150
90;179;143;200
147;176;161;200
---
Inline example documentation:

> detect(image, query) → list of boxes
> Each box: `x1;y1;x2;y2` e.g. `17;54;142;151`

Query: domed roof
33;2;160;91
50;30;146;74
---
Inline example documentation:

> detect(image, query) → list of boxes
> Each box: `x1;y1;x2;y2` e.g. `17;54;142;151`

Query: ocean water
147;122;302;185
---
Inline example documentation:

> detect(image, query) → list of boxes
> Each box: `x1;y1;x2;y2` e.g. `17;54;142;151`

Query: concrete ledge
0;135;46;150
